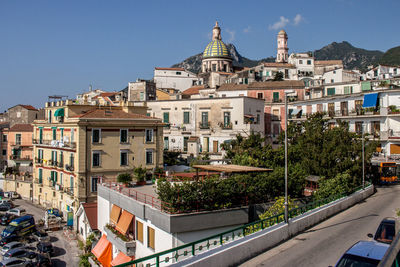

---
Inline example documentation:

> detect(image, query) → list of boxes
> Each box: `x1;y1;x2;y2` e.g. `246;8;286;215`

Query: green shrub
117;173;132;185
133;166;147;182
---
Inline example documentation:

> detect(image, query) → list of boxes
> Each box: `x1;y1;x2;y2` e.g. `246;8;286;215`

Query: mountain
379;46;400;66
172;41;393;73
313;41;384;70
171;44;274;74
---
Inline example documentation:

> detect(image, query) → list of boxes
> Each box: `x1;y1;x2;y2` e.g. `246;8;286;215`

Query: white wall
154;69;200;92
98;194;110;235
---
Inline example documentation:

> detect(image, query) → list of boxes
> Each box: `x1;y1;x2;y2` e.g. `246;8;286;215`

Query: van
1;215;35;238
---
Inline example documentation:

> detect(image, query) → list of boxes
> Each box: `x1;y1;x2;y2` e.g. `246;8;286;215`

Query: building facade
154;68;200;92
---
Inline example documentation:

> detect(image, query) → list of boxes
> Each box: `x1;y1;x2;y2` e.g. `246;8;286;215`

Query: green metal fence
114;183;370;267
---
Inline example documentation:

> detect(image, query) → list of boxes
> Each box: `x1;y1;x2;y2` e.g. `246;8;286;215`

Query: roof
99;92;118;97
9;124;33;132
203;39;230;59
9;105;38;111
305;175;320;182
182;85;205;95
82;202;97;230
315;60;343;66
248;80;305;89
345;241;389;261
217;83;249;91
192;164;272;173
155;67;185;71
73;108;156;120
263;62;295;68
278;29;287;35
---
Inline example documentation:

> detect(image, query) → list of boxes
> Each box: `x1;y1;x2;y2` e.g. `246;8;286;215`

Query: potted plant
134;166;147;186
117;173;132;187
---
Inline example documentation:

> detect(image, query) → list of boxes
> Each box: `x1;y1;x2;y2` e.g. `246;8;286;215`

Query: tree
314;172;353;200
163;151;181;166
117;173;132;185
273;71;284;81
133;166;147;182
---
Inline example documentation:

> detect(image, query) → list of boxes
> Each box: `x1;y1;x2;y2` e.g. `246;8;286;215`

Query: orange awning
115;210;134;235
92;234;112;267
110;205;121;224
111;252;134;266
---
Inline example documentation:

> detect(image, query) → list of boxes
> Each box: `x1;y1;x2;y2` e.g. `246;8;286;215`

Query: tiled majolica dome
203;39;230;58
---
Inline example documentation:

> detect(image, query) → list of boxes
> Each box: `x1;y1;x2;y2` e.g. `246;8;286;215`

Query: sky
1;0;399;111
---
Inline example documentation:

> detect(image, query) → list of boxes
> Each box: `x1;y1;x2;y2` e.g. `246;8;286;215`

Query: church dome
203;39;230;58
278;29;287;35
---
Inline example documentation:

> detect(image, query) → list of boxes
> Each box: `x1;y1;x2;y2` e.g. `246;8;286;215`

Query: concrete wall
173;185;374;267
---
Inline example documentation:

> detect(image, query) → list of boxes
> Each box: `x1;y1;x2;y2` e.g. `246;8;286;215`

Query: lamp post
362;123;365;189
284;90;295;223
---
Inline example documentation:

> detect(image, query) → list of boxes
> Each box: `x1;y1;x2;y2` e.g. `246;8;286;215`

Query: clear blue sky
1;0;399;111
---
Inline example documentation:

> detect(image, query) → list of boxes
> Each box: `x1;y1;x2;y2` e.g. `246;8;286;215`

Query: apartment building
32;100;164;222
145;96;265;159
289;88;400;161
154;67;201;92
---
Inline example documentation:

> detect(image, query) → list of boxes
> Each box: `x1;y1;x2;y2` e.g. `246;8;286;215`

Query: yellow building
32;100;163;217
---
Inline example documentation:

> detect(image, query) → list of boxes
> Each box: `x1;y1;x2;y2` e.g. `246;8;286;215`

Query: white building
322;68;361;84
288;53;315;79
154;67;200;92
145;96;265;159
366;65;400;80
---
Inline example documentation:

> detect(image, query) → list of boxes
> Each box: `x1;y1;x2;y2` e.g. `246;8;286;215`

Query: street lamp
362;123;365;189
284;89;295;223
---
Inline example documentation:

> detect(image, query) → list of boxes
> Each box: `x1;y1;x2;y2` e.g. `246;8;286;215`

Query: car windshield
336;253;380;267
382;166;396;177
375;222;396;243
3;225;16;234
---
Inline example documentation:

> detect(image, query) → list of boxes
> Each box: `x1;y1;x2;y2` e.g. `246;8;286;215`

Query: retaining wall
173;185;374;267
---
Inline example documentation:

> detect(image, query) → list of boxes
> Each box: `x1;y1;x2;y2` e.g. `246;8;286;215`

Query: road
239;185;400;267
8;199;80;266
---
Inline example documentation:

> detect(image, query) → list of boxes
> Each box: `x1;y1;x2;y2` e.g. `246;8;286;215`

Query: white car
44;214;62;224
0;241;24;255
6;208;25;217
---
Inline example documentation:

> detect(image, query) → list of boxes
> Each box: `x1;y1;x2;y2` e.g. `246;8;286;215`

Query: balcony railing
10;142;32;147
199;122;210;129
63;187;74;196
33;139;76;149
104;225;136;256
9;155;32;161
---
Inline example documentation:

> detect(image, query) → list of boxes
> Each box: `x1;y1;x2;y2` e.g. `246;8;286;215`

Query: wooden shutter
136;221;143;242
147;226;155;249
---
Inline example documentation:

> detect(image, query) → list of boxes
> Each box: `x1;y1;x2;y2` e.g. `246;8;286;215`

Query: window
307;60;311;65
38;149;43;160
344;86;353;94
146;150;153;165
38;168;43;184
183;137;189;152
163;112;169;123
176;71;181;75
331;79;334;83
70;176;74;193
341;102;348;116
48;110;52;123
60;128;64;138
2;135;7;142
92;129;101;143
92;151;100;167
140;92;145;101
257;92;263;99
52;128;57;140
317;104;323;112
136;221;143;242
299;60;303;64
39;128;43;143
201;112;208;127
204;137;209;153
120;151;128;166
164;137;169;150
212;64;216;72
120;129;128;143
60;173;63;186
2;149;6;156
273;92;280;102
15;134;21;145
223;112;231;127
256;114;260;124
145;129;154;143
91;177;100;192
69;153;74;169
71;128;75;142
328;103;335;117
327;88;335;96
183;111;190;124
147;226;155;249
51;151;57;165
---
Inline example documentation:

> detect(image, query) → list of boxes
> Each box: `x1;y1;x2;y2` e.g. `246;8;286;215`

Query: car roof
6;247;28;254
0;257;26;264
4;241;21;247
38;242;52;246
11;215;33;223
346;240;390;260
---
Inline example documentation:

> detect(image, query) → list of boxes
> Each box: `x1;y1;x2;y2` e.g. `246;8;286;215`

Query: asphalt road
239;185;400;267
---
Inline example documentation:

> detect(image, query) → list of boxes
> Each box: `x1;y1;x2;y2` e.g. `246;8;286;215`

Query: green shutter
327;88;335;96
39;128;43;143
273;92;279;100
183;112;190;124
38;169;42;184
361;82;372;91
163;112;169;123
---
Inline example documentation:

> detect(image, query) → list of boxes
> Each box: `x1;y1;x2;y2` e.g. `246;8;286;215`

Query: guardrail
115;183;369;267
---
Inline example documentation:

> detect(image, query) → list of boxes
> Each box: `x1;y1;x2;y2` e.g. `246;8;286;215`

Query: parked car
1;242;24;255
36;242;54;256
31;231;49;243
0;205;11;212
0;214;18;226
3;192;20;200
368;217;398;244
335;240;390;266
0;257;32;267
3;248;36;260
31;253;51;267
0;200;13;207
0;235;21;247
46;208;62;217
6;208;25;217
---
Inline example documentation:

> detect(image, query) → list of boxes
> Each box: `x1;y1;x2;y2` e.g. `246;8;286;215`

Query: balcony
10;142;32;147
199;121;210;129
9;155;32;161
63;187;74;196
34;179;43;186
35;158;43;165
33;139;76;149
104;225;136;256
65;164;74;172
218;122;233;129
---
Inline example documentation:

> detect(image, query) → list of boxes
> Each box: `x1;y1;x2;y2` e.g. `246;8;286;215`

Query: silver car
0;257;32;267
1;242;24;256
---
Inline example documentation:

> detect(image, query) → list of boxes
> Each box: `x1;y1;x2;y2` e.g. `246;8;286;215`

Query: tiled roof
99;92;118;97
248;80;305;89
82;202;97;230
18;105;38;111
73;109;156;120
9;124;33;132
315;60;343;66
155;67;185;71
263;62;295;68
216;72;233;76
217;83;249;91
182;85;205;95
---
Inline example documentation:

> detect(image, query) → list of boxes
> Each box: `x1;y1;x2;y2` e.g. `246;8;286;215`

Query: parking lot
0;198;80;266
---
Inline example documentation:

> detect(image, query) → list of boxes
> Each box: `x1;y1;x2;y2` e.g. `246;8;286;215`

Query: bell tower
276;29;288;63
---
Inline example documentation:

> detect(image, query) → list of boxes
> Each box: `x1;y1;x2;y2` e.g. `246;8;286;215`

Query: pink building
7;124;34;175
